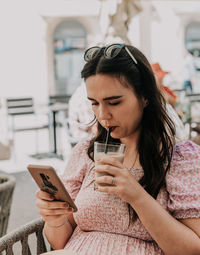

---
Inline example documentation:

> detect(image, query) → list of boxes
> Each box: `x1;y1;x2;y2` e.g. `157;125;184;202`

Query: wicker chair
0;218;50;254
0;174;16;237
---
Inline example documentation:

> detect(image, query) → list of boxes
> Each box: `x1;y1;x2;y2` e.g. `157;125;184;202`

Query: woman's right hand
35;190;74;227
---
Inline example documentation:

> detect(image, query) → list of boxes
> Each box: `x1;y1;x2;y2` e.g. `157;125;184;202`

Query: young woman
36;44;200;255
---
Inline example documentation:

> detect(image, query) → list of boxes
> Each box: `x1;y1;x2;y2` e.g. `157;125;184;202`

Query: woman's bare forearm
131;190;200;255
44;218;73;250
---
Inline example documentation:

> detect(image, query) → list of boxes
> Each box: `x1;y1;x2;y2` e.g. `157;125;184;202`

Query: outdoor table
33;102;68;160
49;103;68;156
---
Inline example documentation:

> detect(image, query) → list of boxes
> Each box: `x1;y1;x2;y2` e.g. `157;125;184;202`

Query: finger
38;207;73;217
95;175;115;186
95;164;122;177
42;214;63;222
96;184;117;195
98;157;123;167
42;215;69;223
36;199;70;210
36;190;54;201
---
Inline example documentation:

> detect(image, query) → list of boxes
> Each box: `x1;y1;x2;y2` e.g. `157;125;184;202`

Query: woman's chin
110;131;121;139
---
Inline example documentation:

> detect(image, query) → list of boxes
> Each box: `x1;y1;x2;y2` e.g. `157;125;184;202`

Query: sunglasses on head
84;44;138;65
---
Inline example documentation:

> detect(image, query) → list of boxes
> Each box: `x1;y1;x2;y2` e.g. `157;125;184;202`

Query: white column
139;1;152;61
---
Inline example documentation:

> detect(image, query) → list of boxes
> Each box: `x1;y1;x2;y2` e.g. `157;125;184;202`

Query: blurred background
0;0;200;235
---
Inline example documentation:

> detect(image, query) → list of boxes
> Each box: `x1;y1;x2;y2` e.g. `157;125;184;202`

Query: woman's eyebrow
87;96;123;101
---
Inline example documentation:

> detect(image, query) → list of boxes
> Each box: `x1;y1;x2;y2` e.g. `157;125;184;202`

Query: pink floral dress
61;140;200;255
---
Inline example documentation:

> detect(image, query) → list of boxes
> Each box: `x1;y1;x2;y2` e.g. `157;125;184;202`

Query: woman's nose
98;105;112;121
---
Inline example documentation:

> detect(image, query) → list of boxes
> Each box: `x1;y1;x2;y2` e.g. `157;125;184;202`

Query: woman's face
86;74;146;141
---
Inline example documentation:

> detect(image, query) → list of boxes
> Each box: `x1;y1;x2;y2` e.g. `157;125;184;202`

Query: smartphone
27;164;78;212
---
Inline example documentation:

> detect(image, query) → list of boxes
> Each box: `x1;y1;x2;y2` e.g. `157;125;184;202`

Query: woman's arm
131;188;200;255
95;157;200;255
36;190;77;250
44;213;76;250
179;218;200;238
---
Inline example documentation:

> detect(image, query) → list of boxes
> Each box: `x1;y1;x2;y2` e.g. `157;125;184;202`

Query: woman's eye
91;102;98;106
109;102;120;106
91;101;120;106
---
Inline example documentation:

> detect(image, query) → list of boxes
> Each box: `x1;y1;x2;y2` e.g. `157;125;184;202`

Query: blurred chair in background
0;99;13;160
182;48;196;94
0;140;13;160
6;97;48;157
49;94;71;105
0;173;16;237
185;93;200;139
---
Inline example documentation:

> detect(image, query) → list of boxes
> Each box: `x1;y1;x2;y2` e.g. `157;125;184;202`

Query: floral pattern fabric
61;140;200;255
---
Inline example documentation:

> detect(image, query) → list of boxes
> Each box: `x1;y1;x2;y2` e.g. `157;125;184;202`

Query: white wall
151;1;200;88
0;0;49;106
0;0;199;106
151;1;183;84
0;0;101;107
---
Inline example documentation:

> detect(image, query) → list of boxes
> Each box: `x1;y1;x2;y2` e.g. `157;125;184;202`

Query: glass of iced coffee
94;142;126;186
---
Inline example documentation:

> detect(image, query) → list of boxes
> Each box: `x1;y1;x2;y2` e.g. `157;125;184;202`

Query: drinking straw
104;128;111;154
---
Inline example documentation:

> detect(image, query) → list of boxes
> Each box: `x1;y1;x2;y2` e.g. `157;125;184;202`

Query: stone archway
44;16;100;96
53;19;87;95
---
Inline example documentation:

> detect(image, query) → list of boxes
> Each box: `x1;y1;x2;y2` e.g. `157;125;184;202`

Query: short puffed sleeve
166;141;200;219
61;139;91;200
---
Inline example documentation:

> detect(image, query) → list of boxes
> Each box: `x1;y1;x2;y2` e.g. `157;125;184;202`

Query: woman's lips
104;125;117;131
110;126;117;132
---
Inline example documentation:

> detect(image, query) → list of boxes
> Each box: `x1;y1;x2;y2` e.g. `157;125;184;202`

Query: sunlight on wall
151;1;183;84
0;0;48;105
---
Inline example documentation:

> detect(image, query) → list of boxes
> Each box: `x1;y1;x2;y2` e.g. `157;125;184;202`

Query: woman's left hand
95;157;144;205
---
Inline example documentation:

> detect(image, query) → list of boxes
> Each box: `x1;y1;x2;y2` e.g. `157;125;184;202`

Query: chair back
186;93;200;102
6;97;35;116
0;174;16;237
6;97;36;133
49;95;71;105
6;97;48;133
0;218;48;254
5;97;48;158
184;93;200;138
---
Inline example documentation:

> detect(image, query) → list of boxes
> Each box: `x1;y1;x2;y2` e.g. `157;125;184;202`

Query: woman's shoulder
167;140;200;190
166;140;200;219
172;140;200;161
62;137;93;180
72;137;93;154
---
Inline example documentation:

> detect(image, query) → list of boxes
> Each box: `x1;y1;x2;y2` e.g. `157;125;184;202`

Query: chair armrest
0;218;49;254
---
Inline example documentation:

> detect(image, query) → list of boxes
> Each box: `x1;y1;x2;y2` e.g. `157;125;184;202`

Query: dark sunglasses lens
84;47;100;62
105;44;123;58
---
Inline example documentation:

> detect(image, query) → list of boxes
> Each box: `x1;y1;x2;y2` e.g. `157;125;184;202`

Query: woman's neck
120;133;141;169
120;132;139;153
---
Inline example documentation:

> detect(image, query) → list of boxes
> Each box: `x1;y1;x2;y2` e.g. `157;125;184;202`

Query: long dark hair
81;44;175;218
